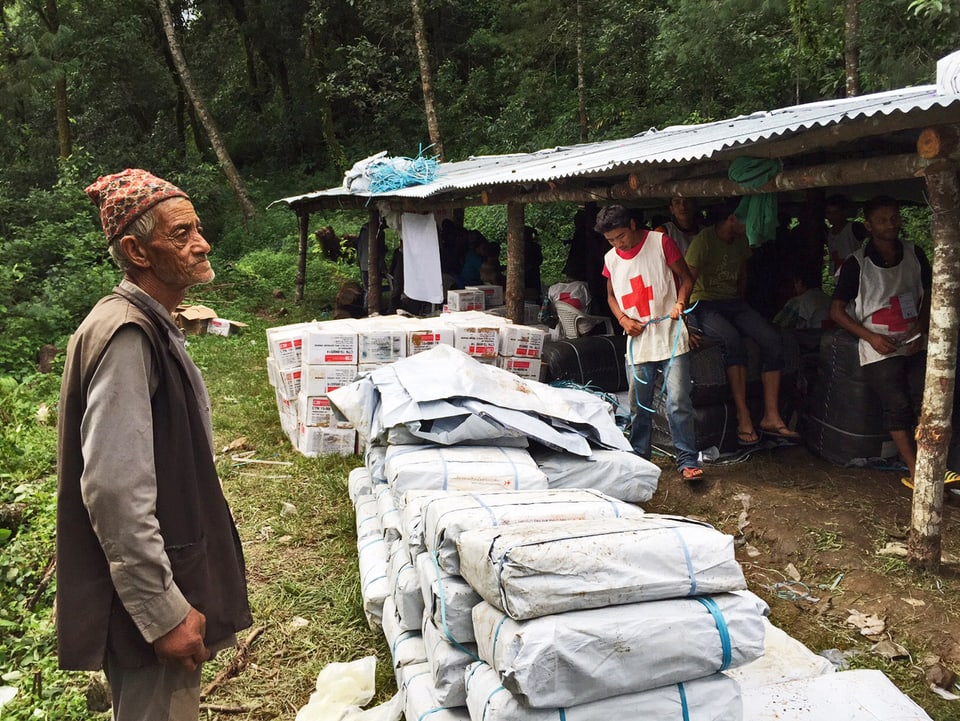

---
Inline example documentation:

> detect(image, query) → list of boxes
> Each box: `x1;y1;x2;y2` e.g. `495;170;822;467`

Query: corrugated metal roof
273;85;960;206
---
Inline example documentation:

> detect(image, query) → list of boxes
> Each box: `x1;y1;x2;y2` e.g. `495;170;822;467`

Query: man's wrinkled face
144;198;215;289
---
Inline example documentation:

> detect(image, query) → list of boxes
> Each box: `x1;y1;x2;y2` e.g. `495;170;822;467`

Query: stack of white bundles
421;613;478;707
357;535;389;630
416;553;481;644
465;661;743;721
375;483;402;544
347;466;373;504
457;515;746;619
530;446;661;503
384;445;549;497
401;663;470;721
354;494;381;542
386;542;421;632
472;590;768;708
381;596;427;675
365;444;387;484
398;489;446;561
421;489;645;575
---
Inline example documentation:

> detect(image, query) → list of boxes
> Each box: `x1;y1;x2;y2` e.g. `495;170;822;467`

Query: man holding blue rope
596;205;703;481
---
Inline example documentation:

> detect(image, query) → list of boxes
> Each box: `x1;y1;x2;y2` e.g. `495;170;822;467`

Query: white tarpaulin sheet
376;485;402;544
532;446;661;503
384;445;548;496
365;445;387;483
741;669;932;720
473;590;768;708
399;664;470;721
416;552;481;644
465;661;742;721
421;615;478;707
726;619;834;690
348;467;373;504
399;490;446;559
458;515;746;619
357;536;389;630
421;489;645;576
386;542;421;632
354;495;381;541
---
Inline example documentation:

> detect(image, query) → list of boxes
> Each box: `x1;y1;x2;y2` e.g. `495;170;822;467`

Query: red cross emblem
870;296;910;333
621;275;654;317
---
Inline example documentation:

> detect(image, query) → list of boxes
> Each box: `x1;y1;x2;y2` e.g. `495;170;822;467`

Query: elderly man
57;169;252;721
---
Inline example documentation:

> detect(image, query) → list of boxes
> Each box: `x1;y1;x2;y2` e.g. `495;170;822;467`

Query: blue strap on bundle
728;157;782;247
695;596;733;671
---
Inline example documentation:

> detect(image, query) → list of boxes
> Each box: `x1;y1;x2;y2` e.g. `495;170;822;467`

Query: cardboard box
304;324;359;365
276;367;301;400
174;304;217;335
358;328;406;364
207;318;249;337
407;327;455;355
301;364;357;397
465;284;504;308
452;325;499;360
447;289;485;312
498;325;546;359
266;324;310;370
298;394;335;427
298;423;357;457
497;355;543;380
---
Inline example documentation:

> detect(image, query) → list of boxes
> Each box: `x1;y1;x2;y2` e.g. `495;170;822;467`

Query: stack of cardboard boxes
266;311;547;457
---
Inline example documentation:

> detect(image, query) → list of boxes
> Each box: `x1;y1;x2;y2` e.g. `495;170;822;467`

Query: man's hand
622;317;646;337
154;608;210;672
867;332;898;356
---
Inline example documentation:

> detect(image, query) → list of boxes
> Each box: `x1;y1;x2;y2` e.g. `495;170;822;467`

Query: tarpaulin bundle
728;157;782;247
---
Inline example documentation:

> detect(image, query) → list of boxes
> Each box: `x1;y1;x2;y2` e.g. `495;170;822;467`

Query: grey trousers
104;653;202;721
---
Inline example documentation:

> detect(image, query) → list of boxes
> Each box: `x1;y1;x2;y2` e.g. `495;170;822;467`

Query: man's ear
119;234;151;269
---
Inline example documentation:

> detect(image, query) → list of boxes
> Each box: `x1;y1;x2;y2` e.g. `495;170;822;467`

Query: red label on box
325;354;352;362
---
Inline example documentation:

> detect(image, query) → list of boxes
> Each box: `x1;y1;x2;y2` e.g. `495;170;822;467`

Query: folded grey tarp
416;552;481;644
465;661;742;721
357;535;389;630
381;596;427;672
458;515;746;619
421;489;645;576
386;541;421;632
399;663;470;721
421;614;478;707
384;444;549;496
473;590;768;708
531;446;661;503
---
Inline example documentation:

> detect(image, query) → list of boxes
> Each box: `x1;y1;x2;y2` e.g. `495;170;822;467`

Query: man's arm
80;325;208;669
607;276;642;336
667;257;694;320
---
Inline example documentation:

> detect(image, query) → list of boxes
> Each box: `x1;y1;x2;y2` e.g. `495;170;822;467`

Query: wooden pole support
917;125;960;160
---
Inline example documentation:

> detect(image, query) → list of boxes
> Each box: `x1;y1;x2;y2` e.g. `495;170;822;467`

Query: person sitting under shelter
829;195;931;485
825;194;866;276
774;264;832;331
685;200;799;445
655;196;703;256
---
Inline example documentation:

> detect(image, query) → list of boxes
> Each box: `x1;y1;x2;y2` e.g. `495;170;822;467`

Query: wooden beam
505;203;525;324
295;210;309;303
909;167;960;572
917;124;960;160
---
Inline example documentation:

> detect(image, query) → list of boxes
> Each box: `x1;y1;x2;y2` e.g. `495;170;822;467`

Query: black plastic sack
541;335;628;393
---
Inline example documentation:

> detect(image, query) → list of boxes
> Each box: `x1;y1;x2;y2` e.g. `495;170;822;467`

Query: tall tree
410;0;444;160
576;0;587;142
844;0;861;96
156;0;256;221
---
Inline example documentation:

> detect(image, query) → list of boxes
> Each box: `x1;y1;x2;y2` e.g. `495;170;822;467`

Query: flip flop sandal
737;429;760;446
759;424;801;441
680;466;705;481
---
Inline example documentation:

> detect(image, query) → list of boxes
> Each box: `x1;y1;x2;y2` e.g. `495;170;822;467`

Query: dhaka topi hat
85;168;189;243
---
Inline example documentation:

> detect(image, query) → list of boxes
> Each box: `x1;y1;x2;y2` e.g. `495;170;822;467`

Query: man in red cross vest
830;195;932;485
597;205;703;481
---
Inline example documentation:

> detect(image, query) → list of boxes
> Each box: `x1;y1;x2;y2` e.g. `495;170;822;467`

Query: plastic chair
554;299;613;339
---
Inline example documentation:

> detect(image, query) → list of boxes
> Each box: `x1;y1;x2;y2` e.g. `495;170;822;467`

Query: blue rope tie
430;551;480;661
678;681;691;721
695;596;733;671
671;527;698;596
627;302;698;414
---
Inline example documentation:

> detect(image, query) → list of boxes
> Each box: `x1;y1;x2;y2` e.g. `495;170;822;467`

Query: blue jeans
628;352;699;471
693;299;784;371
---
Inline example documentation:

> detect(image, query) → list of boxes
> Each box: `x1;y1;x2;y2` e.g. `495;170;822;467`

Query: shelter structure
272;66;960;569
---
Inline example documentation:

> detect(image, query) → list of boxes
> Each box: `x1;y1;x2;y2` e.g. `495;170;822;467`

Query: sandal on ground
759;423;800;441
737;429;760;446
901;471;960;490
680;466;704;481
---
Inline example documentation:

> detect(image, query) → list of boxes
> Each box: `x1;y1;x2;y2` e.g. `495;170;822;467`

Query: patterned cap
85;169;189;243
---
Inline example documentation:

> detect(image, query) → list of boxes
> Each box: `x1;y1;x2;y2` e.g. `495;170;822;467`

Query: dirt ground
646;441;960;715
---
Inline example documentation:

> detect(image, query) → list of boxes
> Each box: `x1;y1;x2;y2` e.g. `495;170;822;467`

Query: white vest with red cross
605;231;689;363
850;241;923;366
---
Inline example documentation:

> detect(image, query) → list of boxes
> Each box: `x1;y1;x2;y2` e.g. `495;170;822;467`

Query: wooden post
295;210;309;303
909;166;960;572
505;202;525;324
367;208;382;315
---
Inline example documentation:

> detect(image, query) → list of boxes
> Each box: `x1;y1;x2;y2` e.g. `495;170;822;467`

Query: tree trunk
505;202;526;324
844;0;861;97
909;168;960;571
156;0;257;222
54;74;71;158
410;0;444;161
576;0;588;143
367;208;383;315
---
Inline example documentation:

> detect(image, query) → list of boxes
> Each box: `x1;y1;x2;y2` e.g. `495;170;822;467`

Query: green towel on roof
728;157;782;247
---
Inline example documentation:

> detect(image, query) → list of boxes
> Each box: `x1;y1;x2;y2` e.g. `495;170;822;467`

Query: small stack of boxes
266;311;549;456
